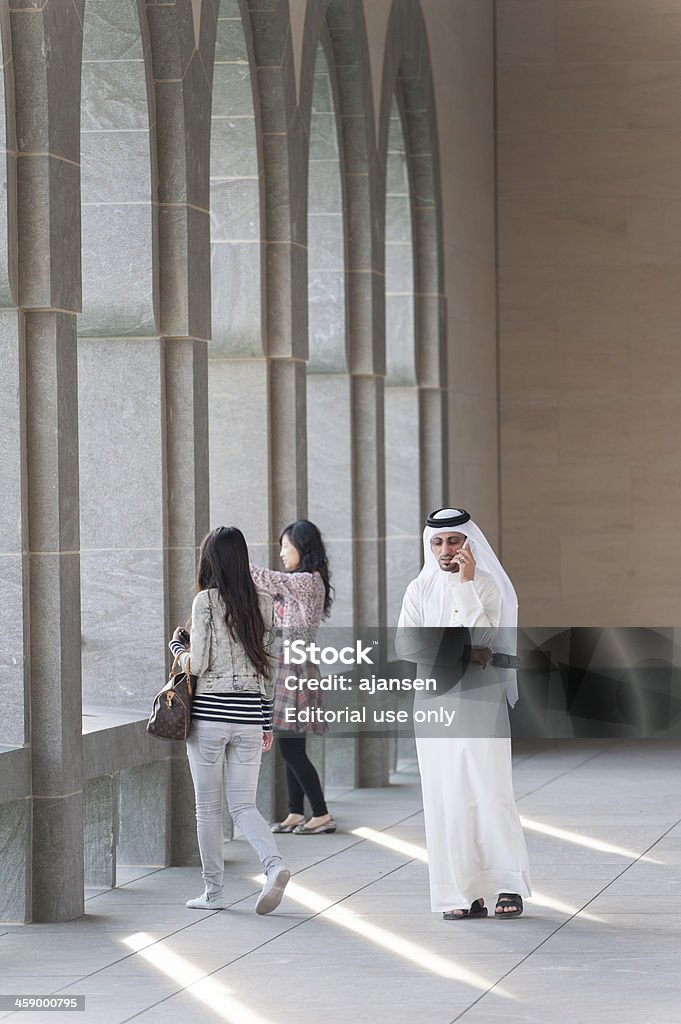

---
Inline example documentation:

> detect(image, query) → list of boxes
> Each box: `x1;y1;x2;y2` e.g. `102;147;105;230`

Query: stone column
353;370;391;787
7;0;85;923
0;309;27;754
384;99;422;624
380;3;448;772
142;0;218;865
305;41;354;627
0;0;27;757
25;316;84;923
324;8;389;787
406;76;448;516
220;4;307;817
342;91;389;789
0;286;30;921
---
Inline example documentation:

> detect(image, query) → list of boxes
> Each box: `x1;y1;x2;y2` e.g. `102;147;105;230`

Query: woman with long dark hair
169;526;290;912
250;519;336;835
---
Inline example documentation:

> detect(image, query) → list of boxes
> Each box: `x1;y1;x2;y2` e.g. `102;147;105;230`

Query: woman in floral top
250;520;336;835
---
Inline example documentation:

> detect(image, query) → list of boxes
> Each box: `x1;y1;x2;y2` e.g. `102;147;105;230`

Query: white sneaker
255;866;290;915
185;891;228;910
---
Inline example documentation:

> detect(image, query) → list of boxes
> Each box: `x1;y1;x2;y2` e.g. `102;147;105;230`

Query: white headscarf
421;508;519;707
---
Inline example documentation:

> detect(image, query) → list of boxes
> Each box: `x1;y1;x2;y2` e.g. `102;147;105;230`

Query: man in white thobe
396;507;531;919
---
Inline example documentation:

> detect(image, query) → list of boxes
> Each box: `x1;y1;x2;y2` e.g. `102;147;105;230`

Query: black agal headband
425;508;471;528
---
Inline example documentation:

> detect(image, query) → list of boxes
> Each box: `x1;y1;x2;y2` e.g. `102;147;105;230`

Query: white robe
396;569;531;912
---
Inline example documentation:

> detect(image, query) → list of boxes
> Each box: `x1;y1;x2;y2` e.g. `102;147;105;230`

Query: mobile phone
178;628;190;646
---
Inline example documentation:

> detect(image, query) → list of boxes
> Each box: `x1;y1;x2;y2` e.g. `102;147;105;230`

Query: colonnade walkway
1;740;679;1024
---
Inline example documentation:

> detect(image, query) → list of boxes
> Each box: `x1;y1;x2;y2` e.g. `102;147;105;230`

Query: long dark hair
279;520;334;618
196;527;270;678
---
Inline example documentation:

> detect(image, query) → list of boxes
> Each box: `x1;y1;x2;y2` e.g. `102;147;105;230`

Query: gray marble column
143;0;218;865
0;0;25;759
26;311;84;922
169;742;201;867
320;12;389;788
353;373;391;788
209;2;290;825
377;3;448;778
8;0;86;922
306;43;354;628
384;100;423;623
0;309;28;753
268;354;308;810
385;386;422;619
324;735;359;791
307;374;354;624
419;383;447;513
383;6;448;517
269;356;309;524
256;743;278;823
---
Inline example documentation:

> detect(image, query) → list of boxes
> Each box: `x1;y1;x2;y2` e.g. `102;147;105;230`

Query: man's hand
457;543;476;582
465;646;493;669
263;731;273;753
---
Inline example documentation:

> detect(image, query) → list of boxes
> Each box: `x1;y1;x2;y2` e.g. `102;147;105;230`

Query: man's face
430;531;467;572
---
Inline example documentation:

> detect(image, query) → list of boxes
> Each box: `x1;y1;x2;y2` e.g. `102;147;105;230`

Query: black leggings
277;735;328;817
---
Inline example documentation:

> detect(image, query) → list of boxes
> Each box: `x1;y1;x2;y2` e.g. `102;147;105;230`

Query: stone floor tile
4;742;681;1024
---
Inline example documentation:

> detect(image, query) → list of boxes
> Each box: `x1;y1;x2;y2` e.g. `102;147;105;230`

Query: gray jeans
186;719;283;898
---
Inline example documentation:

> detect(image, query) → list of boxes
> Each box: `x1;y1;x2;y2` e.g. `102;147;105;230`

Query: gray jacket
178;587;277;700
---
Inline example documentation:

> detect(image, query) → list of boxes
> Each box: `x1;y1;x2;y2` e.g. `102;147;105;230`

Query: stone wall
496;0;681;626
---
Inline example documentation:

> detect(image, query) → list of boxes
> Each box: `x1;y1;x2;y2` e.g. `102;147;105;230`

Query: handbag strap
170;650;192;682
173;595;211;681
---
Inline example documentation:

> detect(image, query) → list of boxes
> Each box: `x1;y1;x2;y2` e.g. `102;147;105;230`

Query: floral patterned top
249;564;327;733
249;565;326;637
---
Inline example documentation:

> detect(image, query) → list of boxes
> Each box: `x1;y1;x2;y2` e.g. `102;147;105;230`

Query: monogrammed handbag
146;652;195;741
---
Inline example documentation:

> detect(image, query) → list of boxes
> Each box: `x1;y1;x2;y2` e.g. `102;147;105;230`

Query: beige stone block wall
496;0;681;625
422;0;500;544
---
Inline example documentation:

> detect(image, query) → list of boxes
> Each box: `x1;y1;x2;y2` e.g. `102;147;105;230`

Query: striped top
169;639;273;731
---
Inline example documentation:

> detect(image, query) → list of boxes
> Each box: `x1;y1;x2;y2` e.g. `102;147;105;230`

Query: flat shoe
292;818;337;834
185;892;228;910
255;866;290;915
443;898;487;921
270;820;302;833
